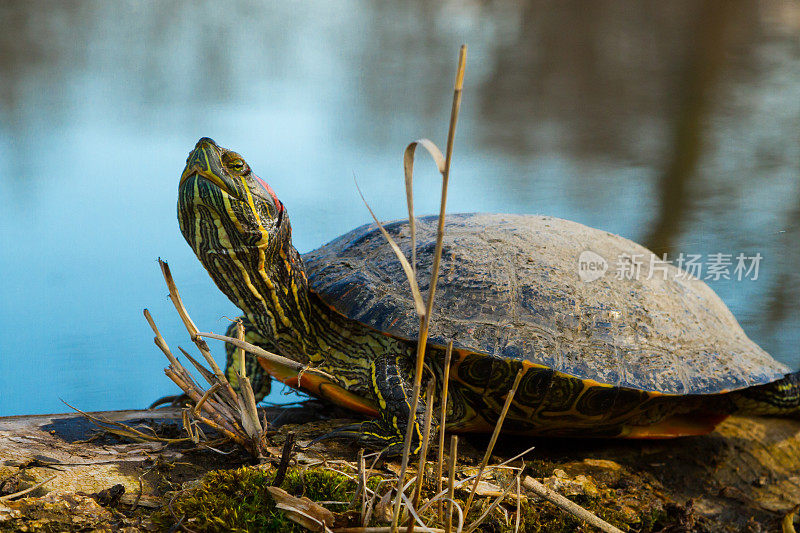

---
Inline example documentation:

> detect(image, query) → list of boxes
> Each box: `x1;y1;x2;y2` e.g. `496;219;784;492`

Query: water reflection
0;0;798;415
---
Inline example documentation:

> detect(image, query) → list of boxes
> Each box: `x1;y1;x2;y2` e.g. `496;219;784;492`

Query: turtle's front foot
357;419;413;457
307;355;436;456
311;412;430;457
361;354;435;456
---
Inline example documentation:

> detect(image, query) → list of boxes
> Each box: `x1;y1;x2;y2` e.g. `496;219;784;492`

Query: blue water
1;1;799;415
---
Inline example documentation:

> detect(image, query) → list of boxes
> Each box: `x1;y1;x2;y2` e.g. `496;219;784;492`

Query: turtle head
178;137;306;318
179;137;284;232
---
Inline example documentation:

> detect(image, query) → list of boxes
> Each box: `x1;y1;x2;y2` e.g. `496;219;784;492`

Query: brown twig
522;476;625;533
192;384;221;417
0;475;57;502
351;449;366;513
232;320;264;441
272;432;296;487
162;368;247;446
197;331;303;372
177;347;239;419
156;355;236;436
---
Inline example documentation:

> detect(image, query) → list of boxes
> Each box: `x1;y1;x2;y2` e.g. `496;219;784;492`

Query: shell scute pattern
303;213;789;395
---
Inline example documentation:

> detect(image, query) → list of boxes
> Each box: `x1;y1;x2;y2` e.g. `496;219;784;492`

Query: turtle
177;137;800;453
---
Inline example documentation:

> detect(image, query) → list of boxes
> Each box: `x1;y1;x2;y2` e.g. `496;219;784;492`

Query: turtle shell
302;213;789;395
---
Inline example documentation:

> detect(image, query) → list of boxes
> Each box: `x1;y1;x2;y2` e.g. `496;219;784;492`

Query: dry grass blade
333;526;444;533
426;43;466;319
464;473;521;533
397;490;442;532
522;477;624;533
268;486;335;532
391;44;467;533
63;399;187;444
463;368;524;516
404;138;446;275
353;177;426;317
445;435;458;533
514;475;521;533
406;380;436;533
197;331;303;372
435;341;453;521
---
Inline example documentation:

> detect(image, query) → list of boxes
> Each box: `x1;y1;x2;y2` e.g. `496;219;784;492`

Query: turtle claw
356;419;407;456
303;422;363;449
303;420;405;456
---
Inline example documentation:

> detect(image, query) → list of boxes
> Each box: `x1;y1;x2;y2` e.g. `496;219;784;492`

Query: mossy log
0;406;798;531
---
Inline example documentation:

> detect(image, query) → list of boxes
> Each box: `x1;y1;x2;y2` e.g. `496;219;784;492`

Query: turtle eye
229;159;246;172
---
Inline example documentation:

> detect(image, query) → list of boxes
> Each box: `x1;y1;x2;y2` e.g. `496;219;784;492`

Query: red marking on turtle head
254;174;283;213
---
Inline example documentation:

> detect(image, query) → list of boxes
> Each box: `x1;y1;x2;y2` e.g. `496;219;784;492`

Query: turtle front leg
357;354;435;456
224;317;273;403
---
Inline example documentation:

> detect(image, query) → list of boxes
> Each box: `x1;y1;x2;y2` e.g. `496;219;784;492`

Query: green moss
152;466;369;532
281;468;354;512
151;460;681;533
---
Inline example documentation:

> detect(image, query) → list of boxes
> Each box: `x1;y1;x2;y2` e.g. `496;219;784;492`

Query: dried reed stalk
405;380;437;533
435;341;453;521
143;261;275;457
390;43;467;533
463;368;525;516
159;259;238;401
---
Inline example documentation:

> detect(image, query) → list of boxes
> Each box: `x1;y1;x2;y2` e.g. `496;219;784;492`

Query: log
0;408;798;531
